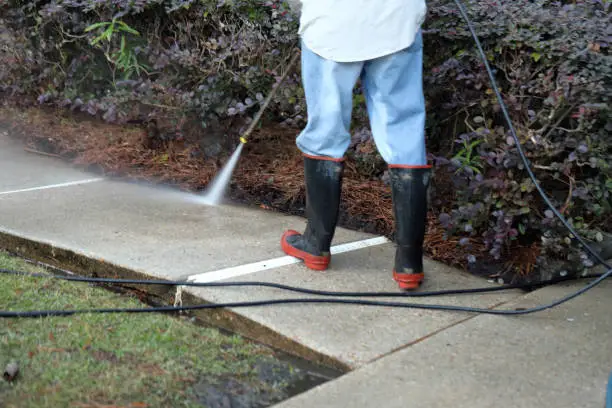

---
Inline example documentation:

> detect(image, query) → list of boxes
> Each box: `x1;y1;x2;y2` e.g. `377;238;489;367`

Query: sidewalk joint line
0;178;104;196
367;298;524;366
187;236;390;283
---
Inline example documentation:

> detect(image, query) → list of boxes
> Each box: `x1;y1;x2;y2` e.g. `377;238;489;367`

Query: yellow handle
240;136;248;144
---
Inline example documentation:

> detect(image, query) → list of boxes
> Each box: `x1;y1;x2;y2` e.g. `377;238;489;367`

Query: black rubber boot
389;166;431;289
281;155;344;270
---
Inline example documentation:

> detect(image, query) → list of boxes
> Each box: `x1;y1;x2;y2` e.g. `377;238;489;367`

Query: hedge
1;0;610;278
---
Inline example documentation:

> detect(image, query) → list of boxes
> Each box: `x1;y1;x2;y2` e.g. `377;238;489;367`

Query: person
280;0;432;290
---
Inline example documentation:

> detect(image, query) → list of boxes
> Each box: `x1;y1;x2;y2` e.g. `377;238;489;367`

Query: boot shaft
302;155;344;253
389;166;431;275
389;166;431;245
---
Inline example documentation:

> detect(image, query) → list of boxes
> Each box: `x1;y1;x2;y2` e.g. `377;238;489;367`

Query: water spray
199;52;301;206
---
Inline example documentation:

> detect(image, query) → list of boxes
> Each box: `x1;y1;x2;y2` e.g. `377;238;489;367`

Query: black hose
1;0;610;318
0;268;605;298
0;279;608;318
0;267;608;318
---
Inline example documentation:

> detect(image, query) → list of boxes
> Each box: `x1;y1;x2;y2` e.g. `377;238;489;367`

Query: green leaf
117;21;140;36
531;52;541;62
84;22;110;32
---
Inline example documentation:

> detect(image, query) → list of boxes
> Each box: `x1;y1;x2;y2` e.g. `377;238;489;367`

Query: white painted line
187;236;390;283
330;236;389;254
0;178;104;196
189;256;300;283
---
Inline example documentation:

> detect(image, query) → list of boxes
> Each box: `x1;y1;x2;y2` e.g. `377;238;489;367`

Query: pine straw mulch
0;105;513;273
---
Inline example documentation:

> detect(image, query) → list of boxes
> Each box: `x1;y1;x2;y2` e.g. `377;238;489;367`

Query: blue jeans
297;32;426;166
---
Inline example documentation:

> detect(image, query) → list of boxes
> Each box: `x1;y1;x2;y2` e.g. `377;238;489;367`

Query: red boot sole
281;230;330;271
393;271;424;290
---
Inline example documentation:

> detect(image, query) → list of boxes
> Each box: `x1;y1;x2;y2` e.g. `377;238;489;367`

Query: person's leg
295;42;363;160
361;31;431;289
361;31;427;166
281;42;363;271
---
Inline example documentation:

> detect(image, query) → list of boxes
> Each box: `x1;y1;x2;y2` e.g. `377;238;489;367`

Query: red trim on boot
389;164;433;169
303;153;345;163
281;230;331;271
393;271;425;290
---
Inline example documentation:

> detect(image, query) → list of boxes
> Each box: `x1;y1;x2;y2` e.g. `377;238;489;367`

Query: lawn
0;251;312;407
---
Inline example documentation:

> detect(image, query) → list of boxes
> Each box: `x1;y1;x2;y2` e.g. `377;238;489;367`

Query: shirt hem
299;34;420;63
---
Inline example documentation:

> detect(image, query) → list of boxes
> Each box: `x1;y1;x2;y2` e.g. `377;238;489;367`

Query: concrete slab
188;243;522;369
0;130;98;192
0;178;372;279
274;279;612;408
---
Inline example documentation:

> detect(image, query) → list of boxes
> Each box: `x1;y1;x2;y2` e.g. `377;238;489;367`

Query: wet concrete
0;130;97;191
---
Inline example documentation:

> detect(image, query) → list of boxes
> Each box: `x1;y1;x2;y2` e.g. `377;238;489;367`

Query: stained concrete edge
0;227;354;372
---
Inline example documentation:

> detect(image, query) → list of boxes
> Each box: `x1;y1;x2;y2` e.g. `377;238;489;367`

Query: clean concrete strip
0;178;104;196
187;236;390;283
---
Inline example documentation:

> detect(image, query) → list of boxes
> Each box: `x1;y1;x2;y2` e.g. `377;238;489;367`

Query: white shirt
298;0;427;62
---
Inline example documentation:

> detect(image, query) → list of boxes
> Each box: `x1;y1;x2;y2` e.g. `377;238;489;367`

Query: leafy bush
421;0;611;271
1;0;610;277
1;0;302;136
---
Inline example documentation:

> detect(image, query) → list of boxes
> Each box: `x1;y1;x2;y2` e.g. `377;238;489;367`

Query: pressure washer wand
238;51;300;145
197;50;301;205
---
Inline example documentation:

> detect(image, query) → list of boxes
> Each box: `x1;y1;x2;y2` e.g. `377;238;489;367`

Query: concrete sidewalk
1;128;611;406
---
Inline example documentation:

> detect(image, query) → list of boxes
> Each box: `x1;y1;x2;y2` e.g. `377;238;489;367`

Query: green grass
0;251;292;408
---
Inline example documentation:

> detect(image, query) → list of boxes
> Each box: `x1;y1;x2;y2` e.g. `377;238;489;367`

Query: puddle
185;318;342;407
193;357;337;408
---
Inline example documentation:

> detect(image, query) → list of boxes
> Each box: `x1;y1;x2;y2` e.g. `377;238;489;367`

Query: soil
0;104;532;282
